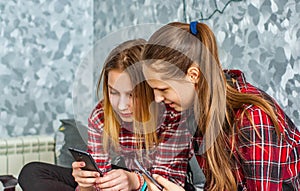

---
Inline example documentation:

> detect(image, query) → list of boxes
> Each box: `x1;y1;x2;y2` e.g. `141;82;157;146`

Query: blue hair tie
190;21;198;35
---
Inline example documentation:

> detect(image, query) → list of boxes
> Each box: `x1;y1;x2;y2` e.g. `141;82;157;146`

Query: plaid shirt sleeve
75;102;110;191
151;105;192;187
87;102;112;173
236;104;300;191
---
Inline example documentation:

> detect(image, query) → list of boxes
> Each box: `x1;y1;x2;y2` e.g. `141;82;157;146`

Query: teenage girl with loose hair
19;39;192;191
97;38;158;153
142;22;300;191
72;38;192;191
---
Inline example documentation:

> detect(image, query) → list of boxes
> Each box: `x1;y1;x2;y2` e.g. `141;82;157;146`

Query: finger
96;170;132;190
72;161;101;178
153;174;168;185
144;175;161;191
73;168;100;178
75;176;97;188
97;169;120;183
72;161;85;169
99;184;123;191
96;176;122;190
153;174;171;191
152;174;184;191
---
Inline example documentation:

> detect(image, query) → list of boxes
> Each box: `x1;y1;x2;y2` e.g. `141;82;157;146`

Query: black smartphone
133;158;163;191
68;147;103;176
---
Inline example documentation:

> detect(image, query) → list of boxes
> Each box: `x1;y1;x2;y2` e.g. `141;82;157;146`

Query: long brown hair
143;22;280;191
96;39;158;154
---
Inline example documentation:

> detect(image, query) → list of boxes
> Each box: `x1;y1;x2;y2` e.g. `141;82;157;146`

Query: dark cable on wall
182;0;187;23
200;0;243;21
183;0;243;21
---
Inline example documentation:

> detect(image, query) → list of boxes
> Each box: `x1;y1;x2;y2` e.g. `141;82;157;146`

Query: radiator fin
0;136;55;177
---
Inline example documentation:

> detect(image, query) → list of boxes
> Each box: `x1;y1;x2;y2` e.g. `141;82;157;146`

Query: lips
169;103;177;108
165;101;175;107
165;102;181;111
119;112;133;118
164;101;172;105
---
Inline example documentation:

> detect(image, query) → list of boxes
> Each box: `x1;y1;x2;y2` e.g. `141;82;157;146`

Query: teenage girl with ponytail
142;22;300;191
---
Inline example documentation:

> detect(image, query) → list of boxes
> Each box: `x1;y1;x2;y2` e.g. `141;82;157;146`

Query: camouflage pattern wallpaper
1;0;299;138
0;0;93;137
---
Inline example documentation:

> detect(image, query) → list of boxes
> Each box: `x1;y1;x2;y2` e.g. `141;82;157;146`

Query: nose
118;95;130;110
153;90;164;103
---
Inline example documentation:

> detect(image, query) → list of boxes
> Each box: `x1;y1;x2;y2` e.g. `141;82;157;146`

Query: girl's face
143;66;196;112
108;69;134;122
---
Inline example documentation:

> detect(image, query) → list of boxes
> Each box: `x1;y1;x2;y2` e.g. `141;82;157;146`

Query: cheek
127;98;133;109
128;98;134;112
109;95;118;109
178;86;195;106
171;92;181;102
164;90;180;103
159;83;194;106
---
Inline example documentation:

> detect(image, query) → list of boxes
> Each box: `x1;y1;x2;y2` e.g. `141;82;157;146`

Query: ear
187;66;200;83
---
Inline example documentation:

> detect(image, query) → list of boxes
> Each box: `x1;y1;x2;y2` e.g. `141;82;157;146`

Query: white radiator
0;135;55;177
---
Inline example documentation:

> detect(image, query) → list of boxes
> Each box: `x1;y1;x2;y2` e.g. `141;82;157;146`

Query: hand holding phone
68;147;103;176
134;158;163;191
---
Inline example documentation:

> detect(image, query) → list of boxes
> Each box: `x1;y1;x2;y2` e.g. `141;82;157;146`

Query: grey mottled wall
202;0;300;126
1;0;299;138
0;0;93;137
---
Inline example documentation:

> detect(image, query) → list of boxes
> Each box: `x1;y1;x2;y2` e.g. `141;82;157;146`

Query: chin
171;106;183;112
174;105;190;112
120;117;133;123
175;108;183;112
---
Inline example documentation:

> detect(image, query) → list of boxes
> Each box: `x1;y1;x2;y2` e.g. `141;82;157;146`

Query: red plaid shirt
195;70;300;191
87;102;192;187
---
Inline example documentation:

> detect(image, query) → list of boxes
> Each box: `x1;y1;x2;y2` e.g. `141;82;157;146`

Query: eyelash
109;91;133;97
109;91;118;95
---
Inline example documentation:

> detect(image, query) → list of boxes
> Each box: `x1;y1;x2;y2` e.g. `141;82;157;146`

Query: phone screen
134;159;163;191
68;147;103;176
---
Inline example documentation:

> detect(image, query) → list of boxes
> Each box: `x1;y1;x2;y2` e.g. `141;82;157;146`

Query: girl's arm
237;106;300;190
85;103;142;190
87;110;111;173
74;103;111;191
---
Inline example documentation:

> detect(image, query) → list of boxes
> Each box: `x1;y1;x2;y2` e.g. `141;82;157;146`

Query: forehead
146;78;167;88
143;64;187;88
108;69;133;91
143;64;164;80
